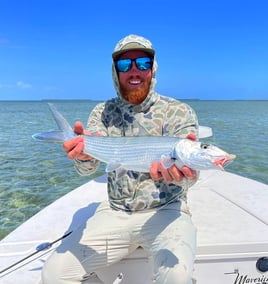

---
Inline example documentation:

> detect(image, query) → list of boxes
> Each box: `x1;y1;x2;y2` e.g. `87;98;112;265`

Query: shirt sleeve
163;100;199;138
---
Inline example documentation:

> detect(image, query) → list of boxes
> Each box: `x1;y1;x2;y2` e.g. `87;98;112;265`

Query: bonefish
32;104;236;174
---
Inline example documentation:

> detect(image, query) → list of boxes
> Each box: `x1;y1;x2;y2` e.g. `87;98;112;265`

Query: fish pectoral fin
115;168;127;179
160;155;176;169
105;164;127;179
105;163;122;172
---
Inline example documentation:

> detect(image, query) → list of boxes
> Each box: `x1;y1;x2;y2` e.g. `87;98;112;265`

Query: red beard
120;80;151;105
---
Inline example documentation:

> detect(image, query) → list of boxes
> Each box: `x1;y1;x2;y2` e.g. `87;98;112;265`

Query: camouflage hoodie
75;35;199;212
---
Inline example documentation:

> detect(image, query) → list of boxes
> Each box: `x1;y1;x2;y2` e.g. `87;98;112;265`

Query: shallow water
0;99;267;239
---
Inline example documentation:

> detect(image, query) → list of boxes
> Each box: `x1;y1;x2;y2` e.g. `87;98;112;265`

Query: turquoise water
0;100;267;240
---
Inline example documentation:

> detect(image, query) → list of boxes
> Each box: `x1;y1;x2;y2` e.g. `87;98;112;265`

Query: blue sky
0;0;267;101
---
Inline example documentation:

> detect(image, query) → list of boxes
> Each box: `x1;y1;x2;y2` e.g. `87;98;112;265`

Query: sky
0;0;267;101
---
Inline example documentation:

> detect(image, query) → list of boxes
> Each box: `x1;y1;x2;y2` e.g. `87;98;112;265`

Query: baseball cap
112;34;155;60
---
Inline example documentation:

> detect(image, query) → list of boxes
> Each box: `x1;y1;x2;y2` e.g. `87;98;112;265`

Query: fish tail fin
32;130;67;143
48;103;73;133
32;103;75;143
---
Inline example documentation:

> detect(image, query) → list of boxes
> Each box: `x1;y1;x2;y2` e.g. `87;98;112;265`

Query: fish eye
201;143;210;149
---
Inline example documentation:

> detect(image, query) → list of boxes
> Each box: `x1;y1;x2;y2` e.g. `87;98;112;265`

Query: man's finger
168;165;184;182
67;141;84;160
63;137;83;152
150;162;162;180
180;166;196;179
186;133;196;141
74;121;84;135
159;165;173;184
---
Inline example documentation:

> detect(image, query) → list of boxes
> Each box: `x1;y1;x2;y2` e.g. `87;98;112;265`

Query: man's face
116;50;153;104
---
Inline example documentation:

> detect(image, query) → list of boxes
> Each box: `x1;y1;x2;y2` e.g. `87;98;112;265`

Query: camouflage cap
112;34;155;60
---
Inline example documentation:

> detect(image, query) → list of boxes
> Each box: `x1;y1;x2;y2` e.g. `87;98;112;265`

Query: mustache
120;80;151;104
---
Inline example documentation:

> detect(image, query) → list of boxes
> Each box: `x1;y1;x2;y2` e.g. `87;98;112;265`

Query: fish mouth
213;154;236;170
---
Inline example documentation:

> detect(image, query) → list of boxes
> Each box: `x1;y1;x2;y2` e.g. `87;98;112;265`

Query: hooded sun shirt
74;34;199;212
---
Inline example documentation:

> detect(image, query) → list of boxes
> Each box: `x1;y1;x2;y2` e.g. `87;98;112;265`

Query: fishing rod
0;230;73;276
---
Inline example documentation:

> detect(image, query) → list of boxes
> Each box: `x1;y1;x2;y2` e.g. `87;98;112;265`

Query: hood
112;34;158;111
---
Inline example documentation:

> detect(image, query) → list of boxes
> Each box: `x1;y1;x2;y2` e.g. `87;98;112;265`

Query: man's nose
128;61;139;73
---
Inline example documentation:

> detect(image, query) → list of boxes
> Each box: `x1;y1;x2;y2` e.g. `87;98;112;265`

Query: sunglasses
115;57;153;72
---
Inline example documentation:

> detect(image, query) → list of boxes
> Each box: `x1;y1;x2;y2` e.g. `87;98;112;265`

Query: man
42;34;199;284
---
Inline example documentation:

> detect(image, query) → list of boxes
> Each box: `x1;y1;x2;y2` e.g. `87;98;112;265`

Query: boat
1;169;268;283
1;121;268;284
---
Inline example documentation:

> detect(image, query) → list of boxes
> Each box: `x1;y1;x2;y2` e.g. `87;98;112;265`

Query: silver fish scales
32;103;236;174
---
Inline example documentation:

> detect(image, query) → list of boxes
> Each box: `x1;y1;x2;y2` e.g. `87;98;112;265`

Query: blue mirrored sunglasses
115;57;153;72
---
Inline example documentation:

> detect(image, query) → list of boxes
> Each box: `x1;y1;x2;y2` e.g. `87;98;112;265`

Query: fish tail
32;103;75;143
48;103;73;133
32;130;68;143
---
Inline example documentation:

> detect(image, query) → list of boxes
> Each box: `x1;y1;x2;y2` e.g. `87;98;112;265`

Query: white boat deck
1;170;268;283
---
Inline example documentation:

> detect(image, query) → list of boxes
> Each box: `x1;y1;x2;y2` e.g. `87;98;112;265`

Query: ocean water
0;100;267;240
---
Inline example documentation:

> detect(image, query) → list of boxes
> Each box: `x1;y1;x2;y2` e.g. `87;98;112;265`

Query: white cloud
0;81;32;89
16;81;32;89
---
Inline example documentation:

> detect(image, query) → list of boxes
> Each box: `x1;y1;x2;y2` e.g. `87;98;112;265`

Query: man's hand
150;133;197;184
150;163;197;184
62;121;92;160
